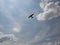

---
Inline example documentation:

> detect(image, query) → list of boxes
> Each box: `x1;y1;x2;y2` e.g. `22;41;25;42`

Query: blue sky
0;0;42;44
0;0;60;45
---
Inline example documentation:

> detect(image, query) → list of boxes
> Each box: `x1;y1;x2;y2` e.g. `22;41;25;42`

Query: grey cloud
0;32;17;43
0;32;32;45
1;0;60;45
35;0;60;45
0;37;10;43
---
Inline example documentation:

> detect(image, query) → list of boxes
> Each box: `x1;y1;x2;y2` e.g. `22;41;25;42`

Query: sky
0;0;60;45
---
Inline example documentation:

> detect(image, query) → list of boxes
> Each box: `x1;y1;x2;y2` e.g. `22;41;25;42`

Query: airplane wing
28;13;34;18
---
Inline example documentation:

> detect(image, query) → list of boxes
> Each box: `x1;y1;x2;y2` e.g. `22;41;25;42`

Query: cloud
0;32;32;45
0;32;18;43
1;0;60;45
0;32;26;45
37;0;60;21
11;23;21;33
12;28;20;32
34;0;60;45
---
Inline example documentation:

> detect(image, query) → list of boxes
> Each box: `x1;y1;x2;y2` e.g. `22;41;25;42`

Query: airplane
28;13;34;18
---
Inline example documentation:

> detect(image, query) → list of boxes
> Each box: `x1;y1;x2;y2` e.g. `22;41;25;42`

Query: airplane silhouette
28;13;34;18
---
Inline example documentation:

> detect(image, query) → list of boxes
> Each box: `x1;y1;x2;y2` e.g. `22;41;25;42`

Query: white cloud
1;0;60;45
37;0;60;21
0;28;30;45
0;32;18;42
12;27;20;32
0;32;19;45
12;23;21;33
